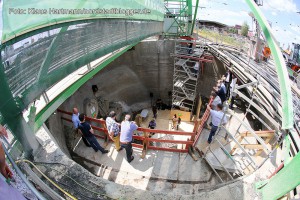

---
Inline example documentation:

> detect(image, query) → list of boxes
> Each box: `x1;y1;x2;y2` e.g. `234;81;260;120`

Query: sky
192;0;300;49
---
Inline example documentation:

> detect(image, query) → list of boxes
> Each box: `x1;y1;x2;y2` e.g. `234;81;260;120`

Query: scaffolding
163;0;193;37
191;41;300;195
172;39;213;111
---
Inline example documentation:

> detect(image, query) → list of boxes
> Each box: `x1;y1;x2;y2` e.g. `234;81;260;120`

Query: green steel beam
260;152;300;199
245;0;293;129
190;0;199;35
187;0;193;35
36;26;68;81
34;43;138;131
0;54;40;155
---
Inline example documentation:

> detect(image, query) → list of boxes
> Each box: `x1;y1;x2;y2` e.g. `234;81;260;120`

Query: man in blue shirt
72;108;90;147
78;114;109;154
120;114;138;163
207;104;227;144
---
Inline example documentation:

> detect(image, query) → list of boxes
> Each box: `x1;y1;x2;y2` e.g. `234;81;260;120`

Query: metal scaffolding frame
172;39;213;111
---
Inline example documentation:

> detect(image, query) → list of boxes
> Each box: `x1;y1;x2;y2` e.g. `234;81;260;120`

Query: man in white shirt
193;62;199;76
229;75;238;109
207;104;227;144
120;115;138;163
211;92;222;110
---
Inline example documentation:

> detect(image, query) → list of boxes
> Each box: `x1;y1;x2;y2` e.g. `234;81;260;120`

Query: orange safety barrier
57;109;196;156
193;97;214;146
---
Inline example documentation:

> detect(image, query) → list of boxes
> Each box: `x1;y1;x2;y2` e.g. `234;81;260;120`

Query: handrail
57;109;196;154
193;97;214;146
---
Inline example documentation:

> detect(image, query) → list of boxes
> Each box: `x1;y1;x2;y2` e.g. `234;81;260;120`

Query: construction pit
13;37;296;200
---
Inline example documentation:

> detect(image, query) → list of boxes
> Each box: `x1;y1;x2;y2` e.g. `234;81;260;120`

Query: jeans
208;125;218;144
86;136;106;153
82;136;91;147
121;142;133;162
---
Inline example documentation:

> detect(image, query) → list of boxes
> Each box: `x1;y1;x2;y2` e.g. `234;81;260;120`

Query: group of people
172;114;181;130
72;108;138;163
213;70;238;110
207;70;238;144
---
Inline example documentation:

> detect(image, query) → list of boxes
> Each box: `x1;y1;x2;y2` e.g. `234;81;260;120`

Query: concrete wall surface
60;38;175;115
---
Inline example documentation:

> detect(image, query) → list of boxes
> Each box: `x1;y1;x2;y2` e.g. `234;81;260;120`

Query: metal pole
209;148;234;180
222;126;257;169
214;138;245;176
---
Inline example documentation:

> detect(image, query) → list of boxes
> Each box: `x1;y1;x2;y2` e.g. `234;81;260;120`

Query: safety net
0;19;163;109
1;0;164;43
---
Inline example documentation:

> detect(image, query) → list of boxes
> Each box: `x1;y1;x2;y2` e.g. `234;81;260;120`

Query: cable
36;163;113;199
56;181;103;200
22;161;113;199
15;159;77;200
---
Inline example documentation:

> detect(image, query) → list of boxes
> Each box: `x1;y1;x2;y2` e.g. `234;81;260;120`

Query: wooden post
141;131;148;159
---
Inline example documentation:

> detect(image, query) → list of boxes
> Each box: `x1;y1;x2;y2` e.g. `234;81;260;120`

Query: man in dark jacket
78;114;109;154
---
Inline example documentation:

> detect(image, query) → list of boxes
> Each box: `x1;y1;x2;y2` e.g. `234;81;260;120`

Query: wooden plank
148;146;188;153
230;135;244;155
147;138;194;144
138;127;195;136
240;131;275;137
242;144;264;149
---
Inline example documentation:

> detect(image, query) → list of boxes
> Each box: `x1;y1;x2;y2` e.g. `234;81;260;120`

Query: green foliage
241;22;249;37
198;29;245;48
228;28;238;34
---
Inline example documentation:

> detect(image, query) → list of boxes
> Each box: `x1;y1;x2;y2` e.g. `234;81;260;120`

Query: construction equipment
287;43;300;73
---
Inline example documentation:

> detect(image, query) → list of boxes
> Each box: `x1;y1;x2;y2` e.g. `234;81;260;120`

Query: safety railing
193;97;213;146
57;109;195;157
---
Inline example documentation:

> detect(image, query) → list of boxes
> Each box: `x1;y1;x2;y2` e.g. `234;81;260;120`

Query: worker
105;111;122;151
206;104;227;144
193;62;199;77
120;115;138;163
210;92;222;110
78;114;109;154
0;125;26;199
215;80;226;103
152;105;157;119
148;118;156;137
177;117;181;130
72;108;91;147
229;74;238;110
224;70;232;98
172;114;178;129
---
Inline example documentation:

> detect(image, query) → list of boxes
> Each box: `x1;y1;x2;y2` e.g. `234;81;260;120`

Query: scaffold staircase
172;39;204;111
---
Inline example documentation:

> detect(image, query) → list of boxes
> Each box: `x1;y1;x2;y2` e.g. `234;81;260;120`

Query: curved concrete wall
60;38;175;114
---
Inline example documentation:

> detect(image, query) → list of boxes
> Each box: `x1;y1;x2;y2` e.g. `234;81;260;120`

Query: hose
15;159;77;200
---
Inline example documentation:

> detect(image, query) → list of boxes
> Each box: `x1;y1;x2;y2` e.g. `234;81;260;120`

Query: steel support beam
36;26;68;81
0;59;40;155
190;0;199;35
236;90;280;130
259;152;300;199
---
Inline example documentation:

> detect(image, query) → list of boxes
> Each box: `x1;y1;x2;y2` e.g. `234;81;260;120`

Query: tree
241;22;249;37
